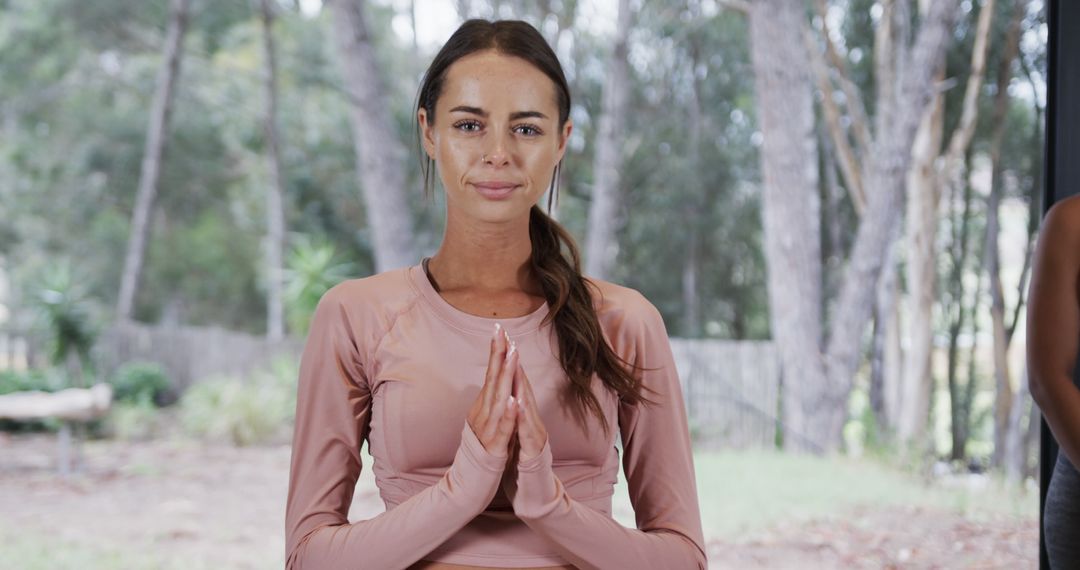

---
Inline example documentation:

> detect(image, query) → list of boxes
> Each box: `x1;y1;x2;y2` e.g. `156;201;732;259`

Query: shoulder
1045;194;1080;234
322;266;413;303
314;265;419;333
1041;195;1080;259
584;276;667;335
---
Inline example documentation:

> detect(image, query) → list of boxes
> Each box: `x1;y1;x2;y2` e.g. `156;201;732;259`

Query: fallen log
0;383;115;477
0;383;113;421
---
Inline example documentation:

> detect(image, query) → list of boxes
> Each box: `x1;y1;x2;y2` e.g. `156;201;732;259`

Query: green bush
0;368;65;395
177;356;297;446
108;361;171;406
99;399;163;442
0;368;68;433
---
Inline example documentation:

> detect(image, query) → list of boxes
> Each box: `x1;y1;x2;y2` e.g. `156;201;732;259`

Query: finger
516;360;538;413
491;392;518;449
489;347;519;444
515;364;544;432
510;365;529;431
492;339;517;416
481;323;507;412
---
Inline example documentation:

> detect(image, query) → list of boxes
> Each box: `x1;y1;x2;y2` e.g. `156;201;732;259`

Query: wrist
452;422;507;510
511;438;561;521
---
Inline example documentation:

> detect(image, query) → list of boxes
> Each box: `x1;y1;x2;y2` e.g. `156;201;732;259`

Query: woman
285;19;707;570
1028;193;1080;569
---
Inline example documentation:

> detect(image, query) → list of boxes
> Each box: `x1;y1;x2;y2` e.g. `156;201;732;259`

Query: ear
556;119;573;163
418;107;437;159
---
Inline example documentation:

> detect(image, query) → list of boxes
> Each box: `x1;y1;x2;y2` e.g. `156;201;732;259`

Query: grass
0;525;164;570
0;446;1037;569
612;448;1038;540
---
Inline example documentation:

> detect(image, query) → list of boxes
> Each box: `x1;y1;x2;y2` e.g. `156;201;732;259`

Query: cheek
524;145;560;174
434;139;479;185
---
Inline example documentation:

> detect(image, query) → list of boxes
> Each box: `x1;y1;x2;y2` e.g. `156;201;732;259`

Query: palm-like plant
283;234;354;337
33;260;99;388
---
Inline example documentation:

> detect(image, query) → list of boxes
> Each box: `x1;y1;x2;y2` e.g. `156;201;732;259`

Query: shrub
0;368;68;433
177;356;297;446
108;361;171;406
99;399;163;442
0;368;65;395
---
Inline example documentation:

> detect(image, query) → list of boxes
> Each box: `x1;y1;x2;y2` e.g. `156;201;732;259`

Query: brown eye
514;124;542;136
454;120;482;132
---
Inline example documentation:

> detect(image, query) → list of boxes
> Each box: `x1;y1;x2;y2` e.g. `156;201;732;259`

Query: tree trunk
583;0;630;280
897;64;944;446
820;0;960;450
329;0;416;273
986;176;1013;468
986;0;1026;469
116;0;191;320
1024;394;1041;479
260;0;287;341
681;0;706;339
960;267;986;460
871;235;903;438
749;0;827;453
734;0;959;453
1005;366;1031;482
946;154;976;461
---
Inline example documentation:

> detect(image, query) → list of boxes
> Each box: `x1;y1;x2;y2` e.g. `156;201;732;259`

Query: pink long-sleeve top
284;260;708;569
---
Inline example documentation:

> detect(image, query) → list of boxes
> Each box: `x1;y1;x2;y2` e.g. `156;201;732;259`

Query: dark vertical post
1041;1;1079;568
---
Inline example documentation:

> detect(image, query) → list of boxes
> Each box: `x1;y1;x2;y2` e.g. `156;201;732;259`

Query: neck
427;209;540;296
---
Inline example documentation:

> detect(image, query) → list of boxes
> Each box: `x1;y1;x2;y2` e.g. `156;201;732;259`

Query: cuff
448;423;508;512
457;422;510;473
511;438;563;521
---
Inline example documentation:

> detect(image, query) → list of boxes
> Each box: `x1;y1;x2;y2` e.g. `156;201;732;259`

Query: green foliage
177;355;297;446
0;367;65;395
108;361;170;406
284;234;355;336
0;368;69;433
30;260;100;373
99;398;163;442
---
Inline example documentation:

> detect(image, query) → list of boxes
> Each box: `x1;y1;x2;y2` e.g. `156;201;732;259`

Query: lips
471;181;520;200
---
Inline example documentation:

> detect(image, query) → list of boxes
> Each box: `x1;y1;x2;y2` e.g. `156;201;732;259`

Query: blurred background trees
0;0;1047;476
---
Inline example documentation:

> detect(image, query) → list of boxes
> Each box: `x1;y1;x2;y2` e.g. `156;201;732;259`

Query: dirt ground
0;431;1037;569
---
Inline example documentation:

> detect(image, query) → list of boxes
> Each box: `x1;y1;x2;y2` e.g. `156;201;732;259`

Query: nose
482;131;511;166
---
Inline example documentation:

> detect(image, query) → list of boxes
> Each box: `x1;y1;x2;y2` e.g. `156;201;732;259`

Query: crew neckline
408;259;550;336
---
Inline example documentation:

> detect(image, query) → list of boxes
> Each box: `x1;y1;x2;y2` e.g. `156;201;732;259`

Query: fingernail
508;395;515;408
494;322;502;340
505;341;516;362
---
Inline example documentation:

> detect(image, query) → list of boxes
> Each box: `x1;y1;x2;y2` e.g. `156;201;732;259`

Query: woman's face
419;49;572;223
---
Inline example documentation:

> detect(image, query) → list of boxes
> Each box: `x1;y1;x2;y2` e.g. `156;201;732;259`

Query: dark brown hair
414;19;659;439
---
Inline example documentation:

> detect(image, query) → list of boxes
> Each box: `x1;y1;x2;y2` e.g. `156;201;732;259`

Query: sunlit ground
0;421;1036;569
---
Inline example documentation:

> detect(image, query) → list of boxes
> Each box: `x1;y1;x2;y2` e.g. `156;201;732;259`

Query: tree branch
814;0;873;153
804;24;867;215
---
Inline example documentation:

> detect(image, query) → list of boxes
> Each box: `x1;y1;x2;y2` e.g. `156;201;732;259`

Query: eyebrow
448;105;549;121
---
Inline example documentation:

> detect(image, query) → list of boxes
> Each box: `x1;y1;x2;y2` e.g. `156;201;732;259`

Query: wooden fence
3;327;780;449
670;339;780;450
92;321;303;404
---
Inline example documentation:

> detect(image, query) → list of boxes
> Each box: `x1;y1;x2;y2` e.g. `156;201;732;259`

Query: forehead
438;50;559;114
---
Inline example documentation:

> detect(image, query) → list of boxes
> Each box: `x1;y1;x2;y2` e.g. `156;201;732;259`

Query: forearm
508;442;707;570
288;424;506;570
1031;375;1080;471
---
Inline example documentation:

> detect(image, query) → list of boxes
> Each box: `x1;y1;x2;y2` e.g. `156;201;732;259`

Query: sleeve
284;285;511;570
506;293;709;570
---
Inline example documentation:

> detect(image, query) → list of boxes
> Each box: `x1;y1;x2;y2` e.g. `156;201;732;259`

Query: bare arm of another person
1027;195;1080;469
284;285;521;570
